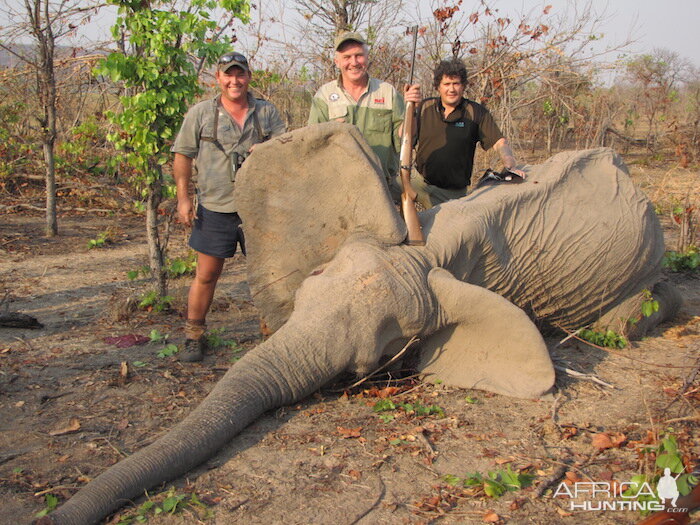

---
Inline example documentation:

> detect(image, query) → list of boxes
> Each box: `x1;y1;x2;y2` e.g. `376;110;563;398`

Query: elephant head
39;123;679;524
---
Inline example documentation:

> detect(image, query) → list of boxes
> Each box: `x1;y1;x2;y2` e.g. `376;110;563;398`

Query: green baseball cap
217;52;250;73
334;31;366;51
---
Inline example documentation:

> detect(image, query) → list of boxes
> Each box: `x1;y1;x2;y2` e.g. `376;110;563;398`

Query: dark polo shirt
415;97;503;189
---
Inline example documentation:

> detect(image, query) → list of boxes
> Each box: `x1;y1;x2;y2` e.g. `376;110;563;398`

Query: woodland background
1;2;699;523
1;0;698;263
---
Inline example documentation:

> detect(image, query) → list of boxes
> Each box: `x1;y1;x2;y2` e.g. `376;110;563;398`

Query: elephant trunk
40;327;350;525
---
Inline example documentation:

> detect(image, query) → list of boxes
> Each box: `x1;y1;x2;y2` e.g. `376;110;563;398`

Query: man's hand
403;83;422;104
493;138;526;179
507;167;527;179
177;198;194;227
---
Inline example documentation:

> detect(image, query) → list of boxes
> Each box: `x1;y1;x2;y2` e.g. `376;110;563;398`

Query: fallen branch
0;312;43;329
553;364;616;389
345;335;419;390
0;203;116;213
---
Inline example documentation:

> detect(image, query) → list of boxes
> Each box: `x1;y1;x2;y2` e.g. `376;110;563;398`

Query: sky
1;0;698;70
505;0;700;68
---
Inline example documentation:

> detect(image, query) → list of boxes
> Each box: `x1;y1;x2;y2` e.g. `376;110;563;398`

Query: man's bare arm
173;153;195;226
493;137;526;178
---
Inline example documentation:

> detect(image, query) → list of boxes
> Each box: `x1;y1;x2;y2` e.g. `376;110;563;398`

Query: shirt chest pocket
327;103;348;122
199;120;239;153
366;109;392;133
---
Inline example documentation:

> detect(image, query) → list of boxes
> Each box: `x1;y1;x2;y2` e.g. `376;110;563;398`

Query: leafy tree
96;0;249;296
626;49;690;150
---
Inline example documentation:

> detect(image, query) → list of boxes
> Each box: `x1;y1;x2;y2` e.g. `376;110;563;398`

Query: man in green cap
172;51;286;361
308;31;421;198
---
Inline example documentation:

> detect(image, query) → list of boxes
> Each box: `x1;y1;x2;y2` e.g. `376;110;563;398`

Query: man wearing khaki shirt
172;51;286;361
308;31;421;199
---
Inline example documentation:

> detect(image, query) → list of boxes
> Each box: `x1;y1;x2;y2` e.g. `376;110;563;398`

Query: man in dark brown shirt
412;58;525;208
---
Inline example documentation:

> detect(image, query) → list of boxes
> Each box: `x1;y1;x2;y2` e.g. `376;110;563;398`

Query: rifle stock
398;25;425;246
399;100;424;245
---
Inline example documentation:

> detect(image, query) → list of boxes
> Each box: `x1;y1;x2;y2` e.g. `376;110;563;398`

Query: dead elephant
39;122;680;524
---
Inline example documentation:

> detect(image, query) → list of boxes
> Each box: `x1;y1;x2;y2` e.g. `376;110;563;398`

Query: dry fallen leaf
348;469;362;480
610;432;627;447
565;471;582;484
483;510;500;523
495;457;513;465
50;417;81;436
337;426;362;439
591;432;614;450
557;508;573;517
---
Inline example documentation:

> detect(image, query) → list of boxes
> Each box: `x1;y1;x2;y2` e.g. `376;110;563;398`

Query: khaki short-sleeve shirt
172;93;286;213
307;77;405;181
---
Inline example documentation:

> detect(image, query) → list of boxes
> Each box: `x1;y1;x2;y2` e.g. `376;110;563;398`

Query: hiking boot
180;338;205;362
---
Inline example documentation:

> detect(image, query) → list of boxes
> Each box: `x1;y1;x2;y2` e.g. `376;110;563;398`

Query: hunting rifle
398;25;425;246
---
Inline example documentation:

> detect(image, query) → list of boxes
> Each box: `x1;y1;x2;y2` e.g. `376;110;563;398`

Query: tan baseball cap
334;31;366;51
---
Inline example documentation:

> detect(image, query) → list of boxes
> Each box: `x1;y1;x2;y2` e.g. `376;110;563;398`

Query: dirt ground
0;160;699;525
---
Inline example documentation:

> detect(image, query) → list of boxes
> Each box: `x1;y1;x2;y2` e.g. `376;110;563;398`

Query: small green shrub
138;291;173;313
167;252;197;278
372;399;445;423
663;246;699;273
87;230;116;249
444;465;535;498
157;344;179;358
35;493;59;518
578;328;628;349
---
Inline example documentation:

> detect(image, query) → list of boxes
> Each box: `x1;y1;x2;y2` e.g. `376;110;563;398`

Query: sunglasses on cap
218;52;248;67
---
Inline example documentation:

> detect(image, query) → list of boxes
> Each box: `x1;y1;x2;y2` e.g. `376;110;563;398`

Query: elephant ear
235;122;406;332
418;268;555;399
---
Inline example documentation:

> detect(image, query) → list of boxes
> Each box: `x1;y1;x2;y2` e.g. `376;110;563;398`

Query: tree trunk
43;138;57;237
145;168;167;296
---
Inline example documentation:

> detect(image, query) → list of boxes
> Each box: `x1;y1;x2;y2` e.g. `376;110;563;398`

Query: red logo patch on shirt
373;97;385;104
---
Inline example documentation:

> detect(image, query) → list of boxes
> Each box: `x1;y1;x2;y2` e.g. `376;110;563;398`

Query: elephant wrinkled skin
39;123;679;524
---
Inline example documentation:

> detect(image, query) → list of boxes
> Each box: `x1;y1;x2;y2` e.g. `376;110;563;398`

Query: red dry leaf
565;471;582;484
103;334;149;348
591;432;614;450
348;469;362;480
610;432;627;448
337;426;362;439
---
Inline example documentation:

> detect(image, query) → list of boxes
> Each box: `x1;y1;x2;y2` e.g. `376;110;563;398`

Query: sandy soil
0;161;698;525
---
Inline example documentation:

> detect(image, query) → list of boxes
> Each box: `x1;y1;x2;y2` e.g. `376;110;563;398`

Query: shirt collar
437;97;466;122
337;74;371;97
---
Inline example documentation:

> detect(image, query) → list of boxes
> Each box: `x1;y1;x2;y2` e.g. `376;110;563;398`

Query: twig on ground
348;476;386;525
535;463;570;497
640;374;658;439
416;428;437;458
554;365;616;389
664;415;700;424
556;328;581;347
344;335;419;390
34;485;79;497
550;392;563;431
